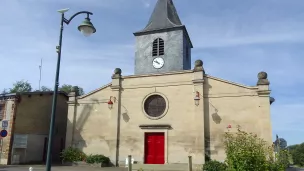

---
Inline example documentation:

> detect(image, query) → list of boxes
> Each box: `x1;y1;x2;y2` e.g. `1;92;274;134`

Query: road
287;166;304;171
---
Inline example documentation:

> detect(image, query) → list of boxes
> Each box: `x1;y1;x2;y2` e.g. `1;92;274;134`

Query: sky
0;0;303;145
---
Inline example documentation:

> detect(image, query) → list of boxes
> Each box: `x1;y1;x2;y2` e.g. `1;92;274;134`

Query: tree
289;143;304;167
40;86;52;92
59;84;84;95
9;80;32;93
223;125;289;171
1;89;8;94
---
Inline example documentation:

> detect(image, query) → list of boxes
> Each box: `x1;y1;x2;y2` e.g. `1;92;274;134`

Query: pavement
0;165;128;171
0;165;303;171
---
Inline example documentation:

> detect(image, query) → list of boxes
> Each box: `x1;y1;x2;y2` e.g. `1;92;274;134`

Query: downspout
115;88;122;166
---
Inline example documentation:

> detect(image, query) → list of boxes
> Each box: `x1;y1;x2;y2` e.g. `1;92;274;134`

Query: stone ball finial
258;71;267;79
193;59;205;74
195;60;203;67
112;68;122;79
257;71;270;85
114;68;122;75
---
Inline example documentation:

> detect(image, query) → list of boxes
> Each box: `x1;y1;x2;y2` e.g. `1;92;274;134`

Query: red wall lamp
194;91;200;106
108;96;117;109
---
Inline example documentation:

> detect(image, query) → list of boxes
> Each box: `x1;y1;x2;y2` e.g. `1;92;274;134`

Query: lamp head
78;17;96;37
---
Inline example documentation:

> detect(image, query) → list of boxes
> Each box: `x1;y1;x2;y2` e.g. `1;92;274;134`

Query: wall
0;98;16;165
118;71;204;164
182;34;191;70
67;71;272;165
66;86;115;158
134;29;187;75
204;76;272;161
68;71;205;165
13;93;68;163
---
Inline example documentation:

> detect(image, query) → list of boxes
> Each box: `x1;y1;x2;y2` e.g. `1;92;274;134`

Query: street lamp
46;8;96;171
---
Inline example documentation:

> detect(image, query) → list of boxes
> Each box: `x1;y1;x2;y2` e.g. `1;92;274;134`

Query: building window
144;95;166;118
152;38;164;56
0;104;4;120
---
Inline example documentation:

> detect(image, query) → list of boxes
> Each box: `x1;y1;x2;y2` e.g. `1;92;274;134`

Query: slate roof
137;0;183;32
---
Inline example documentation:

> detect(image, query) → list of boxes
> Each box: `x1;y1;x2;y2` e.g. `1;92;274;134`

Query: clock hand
154;60;160;64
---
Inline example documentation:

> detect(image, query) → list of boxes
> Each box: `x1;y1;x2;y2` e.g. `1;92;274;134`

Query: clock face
152;57;165;69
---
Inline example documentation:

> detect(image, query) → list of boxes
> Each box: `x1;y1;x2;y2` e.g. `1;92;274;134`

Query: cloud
140;0;151;8
272;103;304;130
0;0;135;91
1;0;303;145
194;32;304;48
271;102;304;145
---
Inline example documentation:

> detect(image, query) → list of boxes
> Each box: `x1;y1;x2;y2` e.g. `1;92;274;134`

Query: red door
145;132;165;164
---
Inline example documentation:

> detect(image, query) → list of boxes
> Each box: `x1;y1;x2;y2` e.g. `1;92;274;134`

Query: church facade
65;0;275;166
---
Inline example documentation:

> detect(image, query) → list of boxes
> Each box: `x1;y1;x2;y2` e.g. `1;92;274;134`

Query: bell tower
134;0;193;75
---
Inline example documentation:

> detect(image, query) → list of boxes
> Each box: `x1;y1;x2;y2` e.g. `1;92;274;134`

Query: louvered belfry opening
152;38;164;56
144;95;166;117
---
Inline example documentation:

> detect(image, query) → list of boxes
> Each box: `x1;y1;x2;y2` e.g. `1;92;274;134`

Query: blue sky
1;0;303;145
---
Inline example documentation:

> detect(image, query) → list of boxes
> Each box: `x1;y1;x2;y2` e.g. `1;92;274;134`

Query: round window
144;95;166;118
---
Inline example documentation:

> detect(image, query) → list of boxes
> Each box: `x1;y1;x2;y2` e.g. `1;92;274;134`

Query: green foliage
59;84;85;95
289;143;304;166
60;147;86;162
203;160;227;171
4;80;85;95
224;127;269;171
276;149;290;168
40;86;52;91
86;154;110;165
9;80;32;93
1;89;8;94
266;161;284;171
223;125;288;171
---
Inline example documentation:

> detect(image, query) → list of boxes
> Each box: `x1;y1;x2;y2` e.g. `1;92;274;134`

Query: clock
152;57;165;69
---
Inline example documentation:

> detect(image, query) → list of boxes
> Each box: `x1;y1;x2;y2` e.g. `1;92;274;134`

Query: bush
86;154;110;165
224;127;269;171
276;149;290;168
60;147;86;162
267;161;285;171
224;125;288;171
289;143;304;167
203;160;227;171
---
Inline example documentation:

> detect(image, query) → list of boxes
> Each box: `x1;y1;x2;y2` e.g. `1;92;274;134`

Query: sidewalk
0;165;128;171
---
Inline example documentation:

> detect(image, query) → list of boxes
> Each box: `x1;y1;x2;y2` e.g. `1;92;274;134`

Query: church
65;0;275;166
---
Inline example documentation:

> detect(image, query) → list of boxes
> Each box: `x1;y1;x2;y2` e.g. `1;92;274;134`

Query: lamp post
46;8;96;171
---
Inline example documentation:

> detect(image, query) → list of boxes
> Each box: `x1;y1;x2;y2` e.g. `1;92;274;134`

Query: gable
78;83;112;101
204;75;258;97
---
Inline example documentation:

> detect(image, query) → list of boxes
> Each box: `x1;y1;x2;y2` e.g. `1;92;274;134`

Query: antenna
39;58;43;91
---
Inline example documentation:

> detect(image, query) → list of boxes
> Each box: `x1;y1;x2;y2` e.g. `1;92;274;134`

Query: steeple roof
139;0;183;32
134;0;193;48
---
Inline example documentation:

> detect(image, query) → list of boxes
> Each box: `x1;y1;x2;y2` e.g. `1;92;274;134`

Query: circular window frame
142;92;169;120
